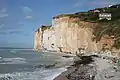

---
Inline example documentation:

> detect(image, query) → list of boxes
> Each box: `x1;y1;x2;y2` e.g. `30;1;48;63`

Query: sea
0;48;73;80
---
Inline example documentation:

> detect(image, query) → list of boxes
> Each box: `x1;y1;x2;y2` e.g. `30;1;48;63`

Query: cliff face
42;28;58;51
34;26;58;51
34;28;41;50
54;17;97;53
34;16;114;54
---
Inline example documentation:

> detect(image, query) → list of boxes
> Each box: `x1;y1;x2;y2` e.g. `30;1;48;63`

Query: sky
0;0;120;48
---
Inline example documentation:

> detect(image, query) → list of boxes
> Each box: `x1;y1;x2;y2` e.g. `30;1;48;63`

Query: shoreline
34;50;120;80
53;55;96;80
34;49;76;57
0;50;74;80
41;50;76;80
45;67;68;80
53;54;120;80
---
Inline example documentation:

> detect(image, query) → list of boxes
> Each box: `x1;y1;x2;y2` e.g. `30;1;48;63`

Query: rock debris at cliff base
54;55;120;80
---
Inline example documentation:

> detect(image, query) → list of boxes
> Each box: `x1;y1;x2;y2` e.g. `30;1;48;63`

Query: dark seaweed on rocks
54;55;97;80
34;62;58;69
72;56;94;66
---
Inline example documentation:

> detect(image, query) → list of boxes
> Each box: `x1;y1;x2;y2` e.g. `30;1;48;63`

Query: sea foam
0;67;67;80
0;57;27;64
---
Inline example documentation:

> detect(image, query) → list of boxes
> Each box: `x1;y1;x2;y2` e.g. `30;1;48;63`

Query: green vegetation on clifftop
54;4;120;49
41;25;52;31
92;4;120;49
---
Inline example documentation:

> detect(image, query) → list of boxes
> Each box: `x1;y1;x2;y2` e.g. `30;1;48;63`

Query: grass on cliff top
41;25;52;31
36;25;52;33
54;4;120;49
53;4;120;22
92;4;120;49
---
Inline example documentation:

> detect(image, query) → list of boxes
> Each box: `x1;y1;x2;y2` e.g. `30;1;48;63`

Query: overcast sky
0;0;120;48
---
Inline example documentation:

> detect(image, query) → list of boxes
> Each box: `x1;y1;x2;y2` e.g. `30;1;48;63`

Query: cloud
0;8;8;18
0;30;21;35
0;13;8;18
18;22;25;26
25;15;33;20
9;31;21;34
22;6;32;14
0;24;5;28
1;8;7;13
74;0;120;8
0;23;22;31
74;0;88;7
88;0;118;7
24;33;29;36
0;32;7;35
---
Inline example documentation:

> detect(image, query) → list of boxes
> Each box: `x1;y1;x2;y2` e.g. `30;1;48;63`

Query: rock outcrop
34;28;41;50
34;25;58;51
54;16;98;53
34;16;114;54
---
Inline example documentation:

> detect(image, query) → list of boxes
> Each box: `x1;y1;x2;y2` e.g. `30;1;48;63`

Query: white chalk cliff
34;16;114;54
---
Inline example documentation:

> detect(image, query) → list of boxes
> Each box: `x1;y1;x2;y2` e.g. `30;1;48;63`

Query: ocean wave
0;57;27;64
10;50;16;53
0;56;3;59
0;57;3;60
3;57;26;61
0;68;66;80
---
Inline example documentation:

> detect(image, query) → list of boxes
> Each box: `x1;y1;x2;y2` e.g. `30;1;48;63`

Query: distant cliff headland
34;4;120;57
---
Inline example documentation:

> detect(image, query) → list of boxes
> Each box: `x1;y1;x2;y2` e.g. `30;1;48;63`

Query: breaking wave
10;50;16;53
0;67;66;80
0;57;27;64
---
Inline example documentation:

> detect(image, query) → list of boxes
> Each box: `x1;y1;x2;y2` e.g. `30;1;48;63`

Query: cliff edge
34;4;120;57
